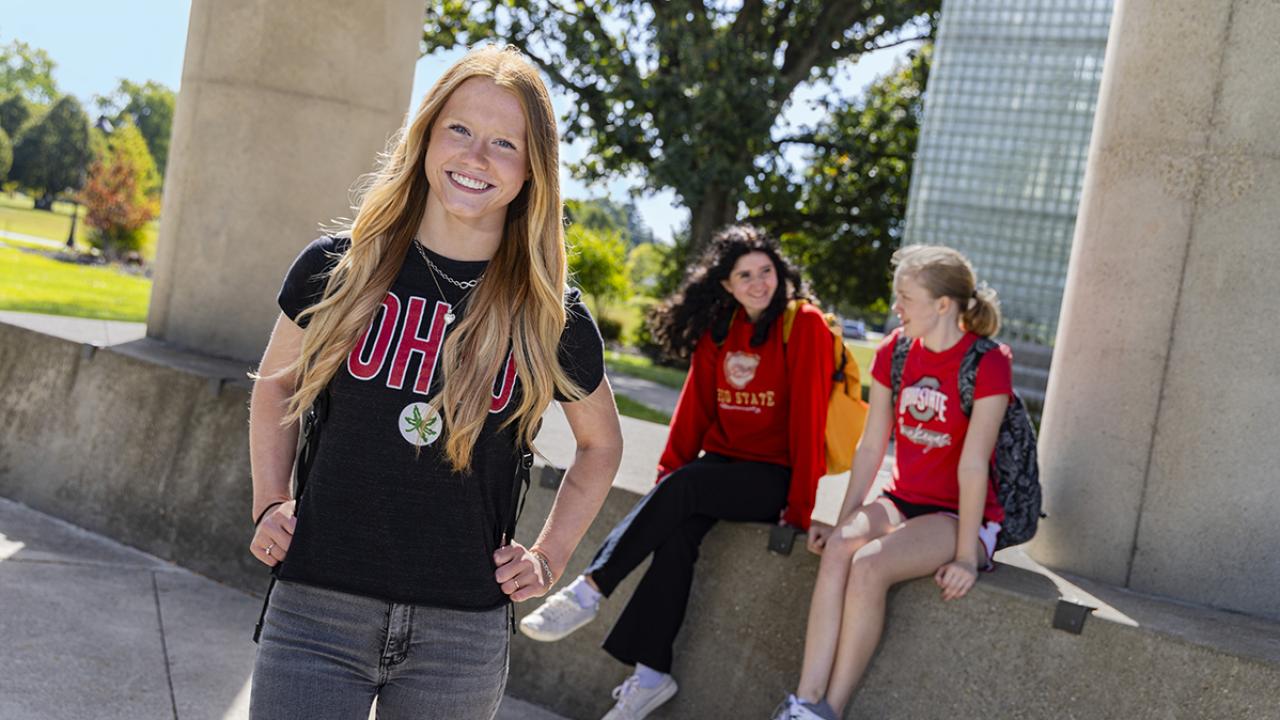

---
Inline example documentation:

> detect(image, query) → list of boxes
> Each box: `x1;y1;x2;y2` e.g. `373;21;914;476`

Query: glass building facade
902;0;1114;346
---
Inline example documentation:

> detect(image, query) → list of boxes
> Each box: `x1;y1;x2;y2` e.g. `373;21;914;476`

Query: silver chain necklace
413;239;483;325
412;240;485;289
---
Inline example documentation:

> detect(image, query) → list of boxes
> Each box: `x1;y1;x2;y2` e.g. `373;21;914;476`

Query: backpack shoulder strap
781;299;804;344
958;337;999;417
890;331;912;409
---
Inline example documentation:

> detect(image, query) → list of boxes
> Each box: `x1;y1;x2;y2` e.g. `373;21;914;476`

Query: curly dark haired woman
519;225;836;720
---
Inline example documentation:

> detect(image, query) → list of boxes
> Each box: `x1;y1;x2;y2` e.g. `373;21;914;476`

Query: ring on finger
513;577;520;591
265;543;275;558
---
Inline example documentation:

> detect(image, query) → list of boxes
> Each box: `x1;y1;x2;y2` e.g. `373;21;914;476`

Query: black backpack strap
506;447;535;546
502;419;540;634
889;332;912;409
253;388;329;644
958;337;998;417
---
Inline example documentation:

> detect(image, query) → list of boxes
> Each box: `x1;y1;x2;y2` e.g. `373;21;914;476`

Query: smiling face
893;271;953;339
422;77;530;231
721;251;778;320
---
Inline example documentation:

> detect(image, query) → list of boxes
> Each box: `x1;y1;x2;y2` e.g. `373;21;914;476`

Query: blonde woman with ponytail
246;46;622;720
774;245;1012;720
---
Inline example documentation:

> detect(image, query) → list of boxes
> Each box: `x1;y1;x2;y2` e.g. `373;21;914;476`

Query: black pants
584;453;790;673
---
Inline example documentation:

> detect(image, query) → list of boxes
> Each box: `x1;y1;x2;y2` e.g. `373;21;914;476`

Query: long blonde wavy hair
276;45;584;472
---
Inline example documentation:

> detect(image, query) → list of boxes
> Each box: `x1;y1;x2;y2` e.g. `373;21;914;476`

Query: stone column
147;0;425;361
1030;0;1280;619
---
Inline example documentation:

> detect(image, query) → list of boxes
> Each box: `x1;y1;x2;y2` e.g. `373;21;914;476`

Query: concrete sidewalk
0;497;565;720
0;310;147;347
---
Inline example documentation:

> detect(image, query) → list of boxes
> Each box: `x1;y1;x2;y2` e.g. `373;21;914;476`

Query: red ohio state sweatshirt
656;303;833;530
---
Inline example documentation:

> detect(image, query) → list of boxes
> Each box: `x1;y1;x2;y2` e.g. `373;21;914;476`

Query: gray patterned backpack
891;334;1043;550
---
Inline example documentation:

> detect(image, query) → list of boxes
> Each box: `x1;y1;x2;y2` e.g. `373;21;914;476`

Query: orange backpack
782;300;869;475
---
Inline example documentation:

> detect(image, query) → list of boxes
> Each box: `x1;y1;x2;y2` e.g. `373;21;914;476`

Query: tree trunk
34;193;54;211
687;185;737;256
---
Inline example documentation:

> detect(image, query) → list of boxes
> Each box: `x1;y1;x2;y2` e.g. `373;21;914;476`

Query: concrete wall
4;323;1277;718
147;0;424;361
1031;0;1280;619
0;325;262;591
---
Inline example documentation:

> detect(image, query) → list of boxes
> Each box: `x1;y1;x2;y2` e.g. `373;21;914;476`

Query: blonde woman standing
246;46;622;720
774;245;1011;720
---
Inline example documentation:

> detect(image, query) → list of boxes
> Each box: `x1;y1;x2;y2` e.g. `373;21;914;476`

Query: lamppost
65;196;79;249
67;116;116;250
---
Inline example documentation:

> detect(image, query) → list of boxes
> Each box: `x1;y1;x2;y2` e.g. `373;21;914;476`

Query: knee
652;470;697;503
846;550;889;594
821;527;866;566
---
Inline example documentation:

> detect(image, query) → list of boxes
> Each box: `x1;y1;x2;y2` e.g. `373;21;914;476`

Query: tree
567;224;631;317
0;93;31;139
565;196;658;248
748;45;931;320
0;127;11;181
565;197;629;238
10;96;94;209
627;241;665;295
423;1;938;254
0;40;58;105
78;120;160;258
97;80;176;179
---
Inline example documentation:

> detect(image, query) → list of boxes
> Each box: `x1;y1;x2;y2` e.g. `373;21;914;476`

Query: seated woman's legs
601;514;716;672
796;499;897;702
824;513;959;714
520;456;789;652
585;455;788;596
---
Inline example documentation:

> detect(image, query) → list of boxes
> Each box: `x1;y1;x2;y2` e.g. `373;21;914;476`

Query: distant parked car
840;318;867;340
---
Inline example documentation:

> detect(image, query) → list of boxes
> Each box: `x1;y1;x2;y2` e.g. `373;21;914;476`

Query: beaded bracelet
529;547;556;587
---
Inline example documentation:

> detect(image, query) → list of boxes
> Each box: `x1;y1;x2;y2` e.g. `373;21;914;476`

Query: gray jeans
250;580;509;720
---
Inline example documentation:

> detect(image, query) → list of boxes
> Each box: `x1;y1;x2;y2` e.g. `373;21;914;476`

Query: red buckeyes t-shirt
658;304;833;530
871;327;1012;524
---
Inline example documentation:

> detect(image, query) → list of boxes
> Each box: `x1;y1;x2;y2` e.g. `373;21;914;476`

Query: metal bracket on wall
1052;599;1095;635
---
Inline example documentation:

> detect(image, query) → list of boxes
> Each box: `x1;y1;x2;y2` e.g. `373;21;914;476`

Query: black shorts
882;491;955;519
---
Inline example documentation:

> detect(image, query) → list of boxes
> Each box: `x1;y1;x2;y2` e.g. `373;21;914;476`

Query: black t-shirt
274;235;604;609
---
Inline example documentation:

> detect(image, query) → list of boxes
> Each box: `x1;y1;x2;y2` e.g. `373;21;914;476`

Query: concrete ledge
511;466;1280;718
3;322;1278;718
0;322;264;593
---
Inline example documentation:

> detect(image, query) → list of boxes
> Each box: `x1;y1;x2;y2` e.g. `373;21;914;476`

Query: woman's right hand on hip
250;500;297;567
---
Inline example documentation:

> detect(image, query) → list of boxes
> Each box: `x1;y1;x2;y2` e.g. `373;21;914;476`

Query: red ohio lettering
387;297;451;394
490;352;517;413
346;292;402;380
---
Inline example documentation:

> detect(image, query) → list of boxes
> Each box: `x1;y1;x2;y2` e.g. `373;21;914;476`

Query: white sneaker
601;674;678;720
518;587;599;642
770;694;827;720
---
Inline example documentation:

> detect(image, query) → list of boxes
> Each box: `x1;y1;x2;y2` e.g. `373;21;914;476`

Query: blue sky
2;2;917;242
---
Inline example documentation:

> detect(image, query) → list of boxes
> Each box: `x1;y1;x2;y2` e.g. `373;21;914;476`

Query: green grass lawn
614;393;671;425
845;338;876;390
604;349;688;389
0;193;160;261
0;244;151;322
